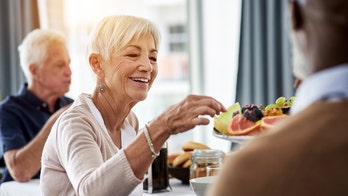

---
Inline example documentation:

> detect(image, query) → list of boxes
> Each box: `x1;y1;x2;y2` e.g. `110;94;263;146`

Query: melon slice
214;102;241;135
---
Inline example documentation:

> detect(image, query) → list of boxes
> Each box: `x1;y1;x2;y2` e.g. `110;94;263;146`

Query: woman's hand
151;94;226;135
125;94;225;179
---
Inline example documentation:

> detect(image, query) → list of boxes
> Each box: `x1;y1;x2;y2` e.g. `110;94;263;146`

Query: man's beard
291;33;310;80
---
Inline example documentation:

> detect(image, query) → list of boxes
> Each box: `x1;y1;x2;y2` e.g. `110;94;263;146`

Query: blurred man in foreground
0;29;73;183
208;0;348;195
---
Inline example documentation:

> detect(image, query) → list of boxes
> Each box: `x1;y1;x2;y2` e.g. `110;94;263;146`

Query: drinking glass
206;165;221;177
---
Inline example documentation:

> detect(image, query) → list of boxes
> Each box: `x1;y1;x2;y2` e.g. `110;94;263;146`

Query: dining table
0;178;195;196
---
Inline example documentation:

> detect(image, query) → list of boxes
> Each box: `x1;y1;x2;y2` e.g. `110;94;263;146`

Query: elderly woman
40;15;225;195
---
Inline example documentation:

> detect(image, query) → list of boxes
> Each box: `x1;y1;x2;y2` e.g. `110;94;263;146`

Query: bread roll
167;152;181;165
181;141;210;152
172;151;192;167
182;159;192;168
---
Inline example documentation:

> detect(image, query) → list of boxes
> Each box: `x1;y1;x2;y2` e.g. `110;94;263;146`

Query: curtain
235;0;294;107
0;0;40;100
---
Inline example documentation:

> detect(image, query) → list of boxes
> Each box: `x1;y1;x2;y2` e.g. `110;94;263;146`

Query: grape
253;107;264;120
275;96;286;107
283;101;291;107
289;96;295;105
242;104;264;122
243;110;254;121
241;104;256;113
265;104;277;111
282;101;291;114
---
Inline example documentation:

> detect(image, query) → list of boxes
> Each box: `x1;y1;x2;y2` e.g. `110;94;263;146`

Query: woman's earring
98;84;105;93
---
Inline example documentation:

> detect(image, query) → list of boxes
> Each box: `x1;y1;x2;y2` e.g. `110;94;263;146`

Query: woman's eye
55;62;66;68
127;54;139;58
149;57;157;62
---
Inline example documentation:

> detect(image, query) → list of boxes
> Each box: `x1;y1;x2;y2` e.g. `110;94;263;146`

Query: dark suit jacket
208;100;348;196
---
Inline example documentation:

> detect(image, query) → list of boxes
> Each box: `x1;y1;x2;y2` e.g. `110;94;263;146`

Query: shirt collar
18;83;50;112
18;83;66;114
291;64;348;114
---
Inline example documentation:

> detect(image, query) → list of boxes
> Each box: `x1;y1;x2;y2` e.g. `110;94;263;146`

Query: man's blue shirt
0;83;73;183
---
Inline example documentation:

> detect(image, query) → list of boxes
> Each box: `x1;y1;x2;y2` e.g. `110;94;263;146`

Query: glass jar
190;149;223;179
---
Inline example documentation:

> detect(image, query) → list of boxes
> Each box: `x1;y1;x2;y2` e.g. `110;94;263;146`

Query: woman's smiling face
102;33;158;102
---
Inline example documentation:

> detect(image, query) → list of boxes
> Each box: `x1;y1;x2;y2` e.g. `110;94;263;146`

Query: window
168;24;187;53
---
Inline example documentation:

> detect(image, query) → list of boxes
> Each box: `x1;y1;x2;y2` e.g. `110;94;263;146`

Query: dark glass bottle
143;142;170;193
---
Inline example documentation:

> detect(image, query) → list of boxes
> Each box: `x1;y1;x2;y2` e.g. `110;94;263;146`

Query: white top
84;95;143;195
291;64;348;114
40;94;143;196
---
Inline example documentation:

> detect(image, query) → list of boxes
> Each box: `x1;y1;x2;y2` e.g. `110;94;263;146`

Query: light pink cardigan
40;94;143;196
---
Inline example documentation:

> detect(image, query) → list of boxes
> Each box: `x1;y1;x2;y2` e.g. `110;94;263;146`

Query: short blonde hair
86;15;161;61
18;29;67;82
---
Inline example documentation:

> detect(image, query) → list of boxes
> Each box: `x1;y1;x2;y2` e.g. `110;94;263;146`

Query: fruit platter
213;96;295;143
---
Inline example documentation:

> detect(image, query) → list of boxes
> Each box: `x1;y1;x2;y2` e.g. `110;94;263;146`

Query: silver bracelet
144;124;160;159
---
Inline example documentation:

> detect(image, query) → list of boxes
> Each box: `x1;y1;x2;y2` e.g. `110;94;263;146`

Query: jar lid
191;149;223;158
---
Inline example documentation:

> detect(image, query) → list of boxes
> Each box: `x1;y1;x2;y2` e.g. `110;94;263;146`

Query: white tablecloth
143;179;194;196
0;179;40;196
0;178;194;196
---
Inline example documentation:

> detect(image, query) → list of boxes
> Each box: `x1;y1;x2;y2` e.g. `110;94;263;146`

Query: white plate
212;129;253;143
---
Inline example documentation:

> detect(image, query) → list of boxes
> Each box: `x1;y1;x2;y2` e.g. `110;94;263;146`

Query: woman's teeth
131;78;149;83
